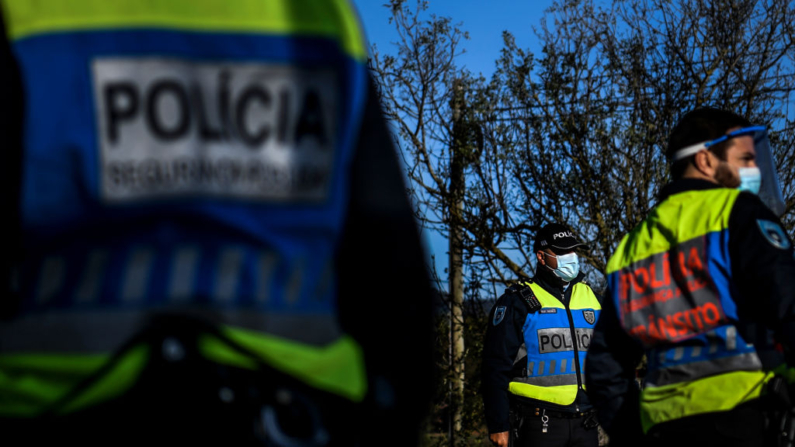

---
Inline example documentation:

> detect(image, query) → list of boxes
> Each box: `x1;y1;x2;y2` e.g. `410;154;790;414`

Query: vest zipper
563;290;584;391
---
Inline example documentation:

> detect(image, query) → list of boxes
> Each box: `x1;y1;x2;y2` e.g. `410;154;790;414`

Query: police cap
533;223;589;254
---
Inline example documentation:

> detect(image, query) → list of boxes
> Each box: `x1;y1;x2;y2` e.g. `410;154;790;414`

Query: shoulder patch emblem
583;310;596;325
757;220;791;250
493;306;507;326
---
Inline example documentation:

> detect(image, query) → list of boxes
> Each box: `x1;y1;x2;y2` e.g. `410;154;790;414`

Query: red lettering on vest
677;251;690;278
647;314;661;341
649;257;669;289
672;312;688;336
633;267;649;294
626;301;726;345
701;302;721;326
619;271;631;301
687;246;704;274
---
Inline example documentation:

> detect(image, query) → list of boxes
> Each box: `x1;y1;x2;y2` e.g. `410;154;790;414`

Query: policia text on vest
96;59;336;203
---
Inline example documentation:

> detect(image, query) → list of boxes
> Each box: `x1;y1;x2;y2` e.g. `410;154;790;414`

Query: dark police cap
533;223;589;254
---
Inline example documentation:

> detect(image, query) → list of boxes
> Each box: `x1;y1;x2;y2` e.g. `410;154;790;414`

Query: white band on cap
672;141;709;161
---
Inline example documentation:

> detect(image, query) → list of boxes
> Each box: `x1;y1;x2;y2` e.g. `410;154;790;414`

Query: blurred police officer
482;223;601;447
586;107;795;447
0;1;434;445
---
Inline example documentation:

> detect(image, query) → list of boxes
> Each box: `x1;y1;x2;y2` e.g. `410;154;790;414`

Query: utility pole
448;77;466;446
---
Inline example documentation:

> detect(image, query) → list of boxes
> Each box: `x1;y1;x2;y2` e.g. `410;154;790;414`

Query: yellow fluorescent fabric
509;382;577;406
607;188;739;274
0;353;109;416
527;282;601;311
640;370;771;432
200;326;367;402
0;0;366;61
530;283;566;309
0;347;148;416
57;345;149;414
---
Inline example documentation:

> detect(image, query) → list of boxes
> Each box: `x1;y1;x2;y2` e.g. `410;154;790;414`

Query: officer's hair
667;107;751;180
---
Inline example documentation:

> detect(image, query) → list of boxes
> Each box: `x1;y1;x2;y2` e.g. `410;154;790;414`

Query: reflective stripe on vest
0;0;367;62
639;371;772;432
509;282;601;406
0;0;369;415
606;188;767;431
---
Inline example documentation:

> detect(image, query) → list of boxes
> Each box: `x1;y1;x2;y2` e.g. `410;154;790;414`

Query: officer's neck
534;266;569;297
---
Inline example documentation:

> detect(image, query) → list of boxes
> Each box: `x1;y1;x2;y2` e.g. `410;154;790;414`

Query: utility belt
522;407;597;420
511;398;597;419
509;402;598;443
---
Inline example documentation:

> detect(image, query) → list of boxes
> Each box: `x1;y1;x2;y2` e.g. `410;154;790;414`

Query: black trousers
645;399;777;447
514;408;599;447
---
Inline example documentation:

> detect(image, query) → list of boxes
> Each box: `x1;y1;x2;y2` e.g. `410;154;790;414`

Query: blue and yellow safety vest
606;188;771;432
0;0;369;417
509;281;601;406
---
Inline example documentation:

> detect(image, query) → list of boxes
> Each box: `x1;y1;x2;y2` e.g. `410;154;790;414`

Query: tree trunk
449;78;466;444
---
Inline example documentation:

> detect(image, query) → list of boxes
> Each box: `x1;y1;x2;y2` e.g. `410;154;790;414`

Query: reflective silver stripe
36;256;66;304
256;253;279;304
691;345;702;357
549;360;556;374
513;343;527;367
726;326;737;350
75;250;109;304
168;247;201;302
560;358;567;373
215;248;244;302
646;352;763;387
527;362;535;376
0;307;343;353
121;248;155;302
512;373;578;387
538;361;545;376
673;347;684;361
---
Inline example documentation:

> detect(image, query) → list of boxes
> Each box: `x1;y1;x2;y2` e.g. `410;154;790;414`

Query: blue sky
353;0;556;79
351;0;558;285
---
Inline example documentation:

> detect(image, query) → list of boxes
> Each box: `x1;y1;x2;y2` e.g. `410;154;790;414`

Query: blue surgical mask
738;167;761;195
544;252;580;282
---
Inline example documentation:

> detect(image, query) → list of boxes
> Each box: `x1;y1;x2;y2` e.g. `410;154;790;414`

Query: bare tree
491;0;795;282
369;0;795;442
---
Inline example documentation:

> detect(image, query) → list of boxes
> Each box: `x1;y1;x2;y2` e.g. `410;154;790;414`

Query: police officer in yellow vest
0;1;434;445
482;223;602;447
585;107;795;447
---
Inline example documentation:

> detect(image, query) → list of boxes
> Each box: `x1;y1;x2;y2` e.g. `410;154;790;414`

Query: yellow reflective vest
509;281;602;406
606;188;772;432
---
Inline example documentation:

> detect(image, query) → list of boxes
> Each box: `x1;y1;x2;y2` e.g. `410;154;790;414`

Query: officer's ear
693;149;718;178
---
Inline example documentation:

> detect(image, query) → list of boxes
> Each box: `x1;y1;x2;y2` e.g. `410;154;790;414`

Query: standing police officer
0;1;434;445
586;107;795;447
482;223;601;447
